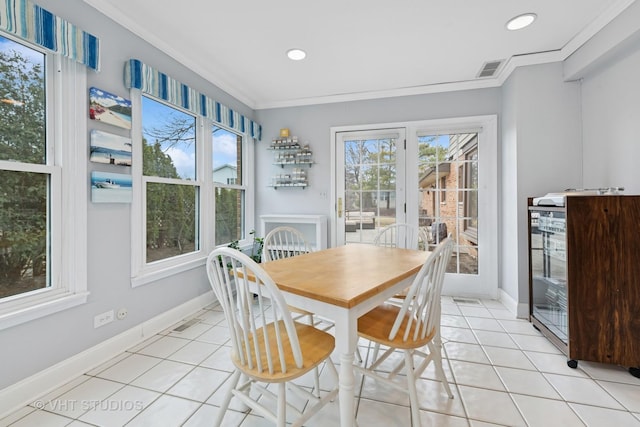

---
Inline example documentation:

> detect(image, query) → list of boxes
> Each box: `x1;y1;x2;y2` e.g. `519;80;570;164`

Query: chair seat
358;303;436;350
232;320;335;382
288;305;313;316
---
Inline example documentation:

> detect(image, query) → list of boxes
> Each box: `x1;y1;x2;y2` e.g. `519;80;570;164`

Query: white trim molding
0;291;216;419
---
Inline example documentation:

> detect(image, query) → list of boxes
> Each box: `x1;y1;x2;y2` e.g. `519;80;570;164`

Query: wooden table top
260;245;430;308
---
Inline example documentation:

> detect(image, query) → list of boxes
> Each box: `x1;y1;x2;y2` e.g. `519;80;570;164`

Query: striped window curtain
124;59;262;140
0;0;100;71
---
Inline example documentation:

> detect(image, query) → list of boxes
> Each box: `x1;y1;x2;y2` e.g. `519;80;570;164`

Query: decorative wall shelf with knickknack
268;133;314;189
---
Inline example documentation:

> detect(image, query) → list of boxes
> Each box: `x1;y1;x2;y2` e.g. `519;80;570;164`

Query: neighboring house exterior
213;164;238;185
419;133;478;261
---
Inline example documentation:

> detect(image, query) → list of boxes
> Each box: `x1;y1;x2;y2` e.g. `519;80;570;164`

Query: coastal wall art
89;87;132;130
89;129;131;166
90;130;132;166
91;171;133;203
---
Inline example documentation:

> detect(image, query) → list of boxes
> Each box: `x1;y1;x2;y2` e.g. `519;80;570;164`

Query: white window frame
0;38;88;330
212;125;252;248
130;91;255;287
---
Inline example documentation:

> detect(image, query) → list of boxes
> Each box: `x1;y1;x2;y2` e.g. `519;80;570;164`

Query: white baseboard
498;288;529;320
0;291;215;420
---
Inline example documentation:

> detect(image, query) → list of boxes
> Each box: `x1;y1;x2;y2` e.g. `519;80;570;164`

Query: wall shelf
269;134;312;188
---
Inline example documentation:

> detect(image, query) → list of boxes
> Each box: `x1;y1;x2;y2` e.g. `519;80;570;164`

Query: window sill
0;290;90;331
131;256;206;288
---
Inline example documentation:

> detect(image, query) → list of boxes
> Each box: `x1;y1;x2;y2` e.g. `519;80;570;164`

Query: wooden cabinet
528;195;640;373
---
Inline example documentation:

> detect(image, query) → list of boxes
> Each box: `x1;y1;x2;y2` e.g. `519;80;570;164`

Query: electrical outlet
94;310;114;328
116;308;128;320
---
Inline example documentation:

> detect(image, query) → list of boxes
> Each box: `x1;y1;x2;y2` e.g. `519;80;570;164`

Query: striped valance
0;0;100;71
124;59;262;141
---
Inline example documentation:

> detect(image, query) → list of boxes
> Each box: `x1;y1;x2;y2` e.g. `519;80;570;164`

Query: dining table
257;244;430;427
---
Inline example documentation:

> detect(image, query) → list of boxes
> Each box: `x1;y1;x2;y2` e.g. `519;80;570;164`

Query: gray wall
581;38;640;193
566;0;640;193
499;63;582;315
254;89;501;225
0;0;256;389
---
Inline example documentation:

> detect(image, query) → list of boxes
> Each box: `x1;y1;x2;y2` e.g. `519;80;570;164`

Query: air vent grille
452;297;481;305
477;60;503;78
172;318;200;332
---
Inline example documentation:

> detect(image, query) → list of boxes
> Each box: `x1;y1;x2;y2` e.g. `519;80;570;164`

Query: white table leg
333;311;358;427
338;351;356;426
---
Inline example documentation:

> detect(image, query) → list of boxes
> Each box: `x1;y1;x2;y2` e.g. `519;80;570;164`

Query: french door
335;129;406;246
331;117;498;298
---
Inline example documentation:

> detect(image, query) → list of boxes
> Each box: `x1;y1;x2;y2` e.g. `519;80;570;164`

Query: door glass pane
418;133;479;274
344;137;397;244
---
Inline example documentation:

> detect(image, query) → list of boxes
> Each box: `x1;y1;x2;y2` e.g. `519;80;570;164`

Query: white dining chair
355;237;455;427
262;225;313;262
373;223;427;250
206;247;339;427
262;225;332;391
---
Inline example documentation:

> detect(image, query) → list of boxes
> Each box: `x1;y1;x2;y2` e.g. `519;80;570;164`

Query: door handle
338;197;343;218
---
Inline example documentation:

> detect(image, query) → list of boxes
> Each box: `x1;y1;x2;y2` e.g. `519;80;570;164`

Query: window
0;34;87;329
141;96;199;264
131;96;254;286
0;36;47;299
213;126;245;245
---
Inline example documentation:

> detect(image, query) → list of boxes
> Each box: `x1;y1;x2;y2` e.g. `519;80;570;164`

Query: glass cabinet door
530;208;567;343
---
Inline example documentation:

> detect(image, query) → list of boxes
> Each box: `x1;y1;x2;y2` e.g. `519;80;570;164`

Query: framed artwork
90;130;132;166
91;171;132;203
89;87;132;129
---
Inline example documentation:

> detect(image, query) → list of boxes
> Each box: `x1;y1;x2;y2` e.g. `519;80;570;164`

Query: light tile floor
2;297;640;426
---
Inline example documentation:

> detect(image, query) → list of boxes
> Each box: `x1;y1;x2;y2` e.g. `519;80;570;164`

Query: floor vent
452;297;482;305
172;318;200;332
477;60;503;78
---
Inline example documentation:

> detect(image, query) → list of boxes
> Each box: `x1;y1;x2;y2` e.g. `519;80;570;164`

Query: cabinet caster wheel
567;359;578;369
630;367;640;379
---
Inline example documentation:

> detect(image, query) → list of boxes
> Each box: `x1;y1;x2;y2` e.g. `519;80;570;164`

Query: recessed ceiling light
506;13;537;31
286;48;306;61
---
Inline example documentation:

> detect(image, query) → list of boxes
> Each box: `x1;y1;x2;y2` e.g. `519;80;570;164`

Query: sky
0;35;44;65
91;130;131;151
141;96;238;180
90;87;131;109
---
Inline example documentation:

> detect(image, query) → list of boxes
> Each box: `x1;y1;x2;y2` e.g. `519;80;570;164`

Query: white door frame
330;115;498;298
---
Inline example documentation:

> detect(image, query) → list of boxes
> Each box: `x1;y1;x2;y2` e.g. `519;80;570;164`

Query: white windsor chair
206;247;339;427
355;237;455;427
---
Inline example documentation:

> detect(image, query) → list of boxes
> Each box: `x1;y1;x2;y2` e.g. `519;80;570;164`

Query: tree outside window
0;36;48;299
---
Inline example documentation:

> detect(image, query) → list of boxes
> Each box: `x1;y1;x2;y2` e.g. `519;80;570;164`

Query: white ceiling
84;0;634;110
